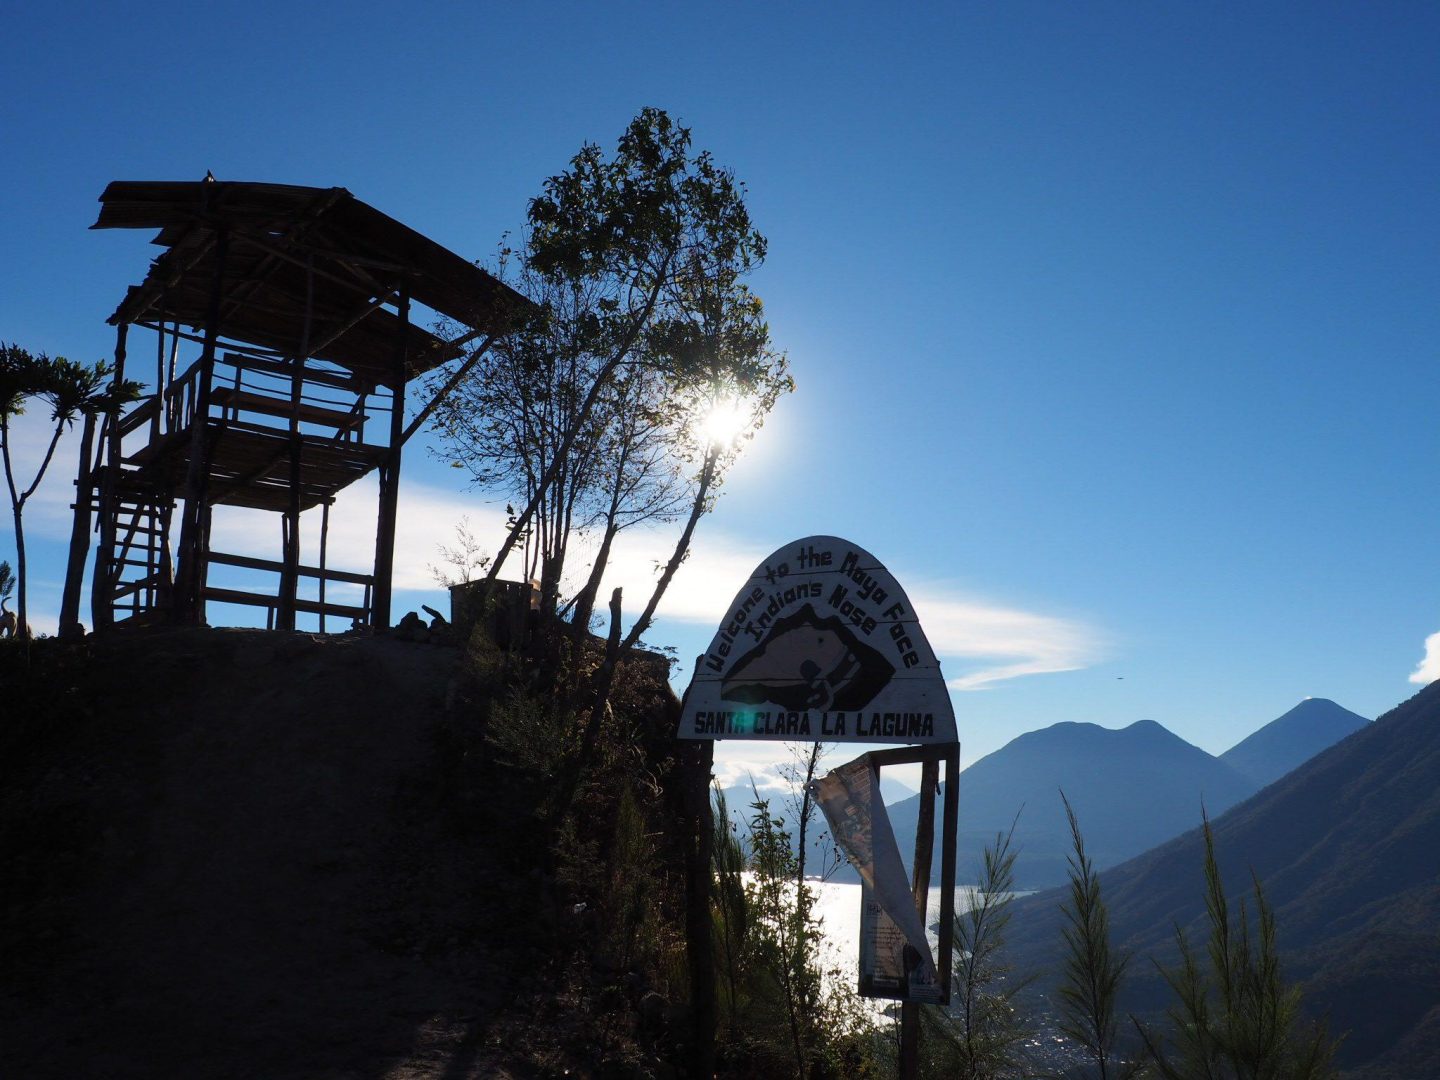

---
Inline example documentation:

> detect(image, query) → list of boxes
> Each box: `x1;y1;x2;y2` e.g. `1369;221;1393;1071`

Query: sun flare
700;396;748;447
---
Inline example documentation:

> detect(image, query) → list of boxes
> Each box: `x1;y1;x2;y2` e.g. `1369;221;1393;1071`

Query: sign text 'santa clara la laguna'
678;536;957;744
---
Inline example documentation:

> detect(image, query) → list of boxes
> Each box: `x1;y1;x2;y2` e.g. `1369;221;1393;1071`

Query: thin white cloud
1409;632;1440;686
921;593;1104;691
4;406;1104;690
591;528;1106;691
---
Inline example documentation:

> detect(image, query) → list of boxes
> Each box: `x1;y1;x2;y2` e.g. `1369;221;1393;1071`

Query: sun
700;396;748;448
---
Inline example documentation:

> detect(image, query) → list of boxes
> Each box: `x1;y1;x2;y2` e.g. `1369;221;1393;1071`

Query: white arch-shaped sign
678;535;957;743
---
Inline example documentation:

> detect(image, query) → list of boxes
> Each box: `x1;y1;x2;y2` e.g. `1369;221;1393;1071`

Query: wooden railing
116;395;160;438
205;550;373;629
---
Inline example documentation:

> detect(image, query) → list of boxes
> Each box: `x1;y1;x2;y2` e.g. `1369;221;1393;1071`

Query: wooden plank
112;574;162;600
117;396;161;437
211;386;364;431
222;352;359;392
290;596;366;619
203;586;365;621
208;550;373;586
202;586;277;610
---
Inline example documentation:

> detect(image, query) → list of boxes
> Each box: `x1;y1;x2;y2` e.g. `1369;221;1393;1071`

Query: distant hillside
888;718;1256;888
1220;696;1370;788
1009;680;1440;1080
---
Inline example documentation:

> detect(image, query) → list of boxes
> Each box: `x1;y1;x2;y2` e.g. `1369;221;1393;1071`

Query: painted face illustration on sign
721;604;896;711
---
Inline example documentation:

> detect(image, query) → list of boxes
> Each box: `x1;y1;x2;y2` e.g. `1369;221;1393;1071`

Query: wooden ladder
96;471;175;627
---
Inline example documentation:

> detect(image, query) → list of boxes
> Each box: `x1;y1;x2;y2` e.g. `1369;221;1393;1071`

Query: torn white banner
810;755;941;1003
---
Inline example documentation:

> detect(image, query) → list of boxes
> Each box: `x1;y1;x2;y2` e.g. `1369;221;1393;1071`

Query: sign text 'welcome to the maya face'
678;536;956;744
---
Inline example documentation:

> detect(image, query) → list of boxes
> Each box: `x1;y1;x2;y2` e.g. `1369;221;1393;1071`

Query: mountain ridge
886;714;1256;887
1008;680;1440;1079
1219;696;1370;789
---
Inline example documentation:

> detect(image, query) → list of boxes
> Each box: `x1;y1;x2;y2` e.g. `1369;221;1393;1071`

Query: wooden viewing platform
59;177;531;635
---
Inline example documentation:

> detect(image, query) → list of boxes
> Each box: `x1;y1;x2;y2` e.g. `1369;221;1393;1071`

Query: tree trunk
570;518;619;637
1;413;64;641
11;502;26;640
482;268;668;589
619;446;718;655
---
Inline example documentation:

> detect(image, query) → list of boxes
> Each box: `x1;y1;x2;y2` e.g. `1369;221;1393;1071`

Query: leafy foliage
709;789;877;1078
436;108;790;654
426;517;492;589
922;819;1035;1079
1136;817;1339;1079
1056;792;1139;1079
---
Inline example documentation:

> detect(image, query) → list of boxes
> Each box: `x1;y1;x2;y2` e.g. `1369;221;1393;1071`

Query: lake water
804;878;1034;997
813;881;963;955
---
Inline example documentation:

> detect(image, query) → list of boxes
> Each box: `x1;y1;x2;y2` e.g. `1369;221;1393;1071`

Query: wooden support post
157;498;174;611
165;321;180;432
59;411;97;637
278;259;314;632
173;226;228;624
899;755;940;1079
278;423;303;630
151;324;164;442
398;332;496;447
90;323;128;630
197;503;214;623
278;509;298;631
371;287;409;630
938;747;960;997
318;498;330;633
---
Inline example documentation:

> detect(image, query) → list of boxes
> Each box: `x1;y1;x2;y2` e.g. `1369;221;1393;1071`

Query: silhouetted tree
475;107;777;595
1;343;137;637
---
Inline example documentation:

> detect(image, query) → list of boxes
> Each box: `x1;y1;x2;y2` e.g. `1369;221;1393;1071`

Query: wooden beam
212;190;348;331
206;438;293;507
171;224;228;623
370;288;408;629
305;288;398;360
277;257;313;632
398;332;497;448
208;387;364;432
208;549;372;586
110;232;218;326
59;411;97;636
221;352;358;392
90;323;128;630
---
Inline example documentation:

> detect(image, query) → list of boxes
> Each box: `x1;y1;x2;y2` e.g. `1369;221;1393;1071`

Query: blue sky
3;3;1437;780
